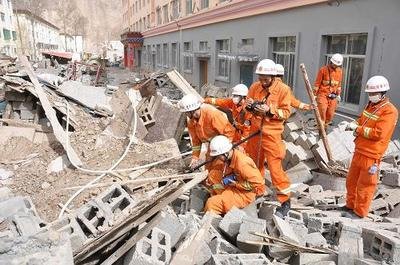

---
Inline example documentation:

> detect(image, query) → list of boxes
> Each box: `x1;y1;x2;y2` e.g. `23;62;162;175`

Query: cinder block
286;162;313;184
219;207;248;241
300;209;325;226
294;132;309;149
0;196;38;219
11;213;45;237
211;253;272;265
76;201;109;237
338;222;364;265
283;122;301;139
370;198;390;216
288;221;309;244
50;214;89;251
155;210;185;247
369;230;400;264
188;186;209;214
305;232;327;247
307;216;334;236
288;253;337;265
236;217;267;253
208;236;241;255
286;131;300;142
258;203;276;220
382;169;400;187
286;210;304;224
310;171;346;191
242;201;258;218
124;227;171;265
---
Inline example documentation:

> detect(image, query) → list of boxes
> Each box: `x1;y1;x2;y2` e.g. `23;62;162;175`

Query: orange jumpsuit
204;97;252;146
276;77;309;110
245;79;292;203
346;98;398;217
187;104;235;190
313;65;342;124
204;149;266;215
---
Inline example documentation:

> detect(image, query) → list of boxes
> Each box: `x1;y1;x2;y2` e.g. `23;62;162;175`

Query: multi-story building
122;0;400;137
14;9;59;61
59;32;75;53
0;0;17;57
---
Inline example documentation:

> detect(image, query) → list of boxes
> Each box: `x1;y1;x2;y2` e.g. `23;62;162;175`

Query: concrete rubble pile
1;58;400;264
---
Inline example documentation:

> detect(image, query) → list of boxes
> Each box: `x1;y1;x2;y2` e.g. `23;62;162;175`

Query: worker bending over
245;59;292;217
204;135;265;215
343;76;398;219
313;53;343;128
179;94;235;194
204;84;252;148
275;64;311;111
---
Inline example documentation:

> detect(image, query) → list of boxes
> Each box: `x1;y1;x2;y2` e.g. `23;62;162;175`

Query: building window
156;44;162;66
163;4;169;24
0;13;5;22
216;39;230;81
171;43;178;67
12;30;16;40
2;28;11;40
171;0;179;19
324;33;367;105
147;14;150;28
271;36;296;88
163;43;169;67
199;41;208;52
183;41;193;73
186;0;192;15
200;0;209;9
156;8;162;25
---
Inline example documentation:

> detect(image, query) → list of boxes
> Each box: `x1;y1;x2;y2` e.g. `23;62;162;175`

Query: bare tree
55;0;77;51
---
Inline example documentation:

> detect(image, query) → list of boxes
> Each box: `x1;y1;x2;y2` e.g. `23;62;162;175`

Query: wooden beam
18;55;82;166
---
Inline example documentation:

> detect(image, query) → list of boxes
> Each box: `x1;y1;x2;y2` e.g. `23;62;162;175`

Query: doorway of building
137;50;141;69
152;54;156;71
199;59;208;88
240;64;254;87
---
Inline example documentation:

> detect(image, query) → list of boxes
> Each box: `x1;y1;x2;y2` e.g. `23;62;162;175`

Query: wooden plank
74;172;207;263
166;70;202;100
100;212;164;265
18;55;82;166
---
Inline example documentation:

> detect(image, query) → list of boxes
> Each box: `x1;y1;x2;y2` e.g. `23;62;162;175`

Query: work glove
327;93;337;99
254;104;270;116
222;174;237;186
345;121;358;131
338;121;350;132
336;95;341;102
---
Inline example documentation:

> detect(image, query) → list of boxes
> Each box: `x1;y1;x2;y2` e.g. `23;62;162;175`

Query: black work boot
275;199;291;218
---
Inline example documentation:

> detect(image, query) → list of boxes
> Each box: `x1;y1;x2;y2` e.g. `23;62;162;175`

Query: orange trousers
317;95;337;124
245;133;291;203
346;152;379;217
204;187;256;215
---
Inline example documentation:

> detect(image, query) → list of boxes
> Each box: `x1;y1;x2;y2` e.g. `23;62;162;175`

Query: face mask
368;94;381;103
232;96;241;105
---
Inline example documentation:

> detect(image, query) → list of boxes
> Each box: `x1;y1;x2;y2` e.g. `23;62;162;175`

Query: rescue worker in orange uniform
204;135;265;215
275;64;312;111
244;59;292;217
204;84;252;148
313;53;343;128
342;76;398;219
179;94;236;194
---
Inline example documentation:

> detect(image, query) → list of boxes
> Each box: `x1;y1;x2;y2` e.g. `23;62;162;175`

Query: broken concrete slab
236;217;267;253
305;232;327;248
338;222;364;265
310;171;346;191
46;154;72;174
219;207;248;242
286;162;313;184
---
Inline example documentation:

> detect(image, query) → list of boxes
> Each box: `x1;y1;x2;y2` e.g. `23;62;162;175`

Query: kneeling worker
204;135;266;215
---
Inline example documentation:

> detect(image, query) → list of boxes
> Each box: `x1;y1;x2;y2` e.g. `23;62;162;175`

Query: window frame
270;36;297;89
216;39;231;82
183;41;193;73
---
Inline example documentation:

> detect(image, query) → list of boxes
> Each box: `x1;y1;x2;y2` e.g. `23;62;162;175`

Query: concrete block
267;216;300;260
305;232;327;247
310;171;346;191
289;253;337;265
370;198;390;216
338;222;364;265
294;132;309;149
188;186;209;214
258;203;276;220
283;122;301;138
219;207;248;241
211;253;272;265
286;210;304;224
307;216;334;236
288;221;308;244
286;131;300;142
312;129;354;164
355;257;383;265
0;196;38;219
11;213;45;237
382;169;400;187
242;201;258;218
208;236;241;254
76;201;110;236
292;147;313;165
286;162;313;184
236;217;267;253
369;230;400;264
308;185;323;193
124;227;172;265
155;209;185;247
388;204;400;218
300;209;325;226
50;214;89;251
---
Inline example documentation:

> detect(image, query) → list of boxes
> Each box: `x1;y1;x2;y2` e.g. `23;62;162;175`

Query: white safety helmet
255;59;276;75
275;64;285;76
330;53;343;66
209;135;233;157
232;84;248;96
365;75;390;93
179;94;202;112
